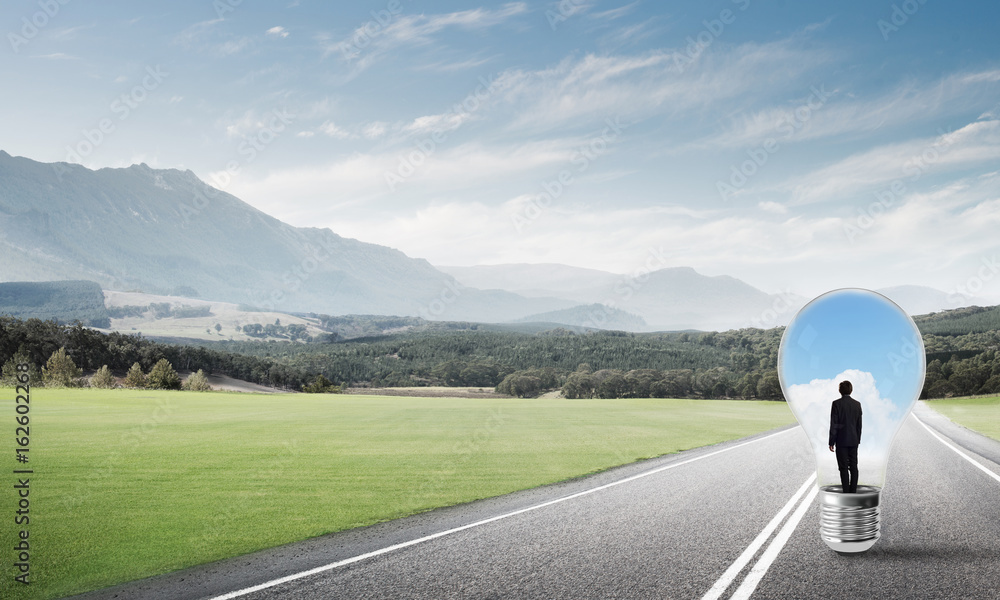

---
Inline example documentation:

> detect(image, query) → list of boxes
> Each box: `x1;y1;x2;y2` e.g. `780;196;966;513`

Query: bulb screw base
819;485;881;553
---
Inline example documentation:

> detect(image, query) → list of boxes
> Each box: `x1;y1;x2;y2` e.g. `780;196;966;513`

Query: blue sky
3;0;1000;299
779;288;924;399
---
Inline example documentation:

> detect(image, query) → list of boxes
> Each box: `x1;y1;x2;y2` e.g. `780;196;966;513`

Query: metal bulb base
819;485;881;553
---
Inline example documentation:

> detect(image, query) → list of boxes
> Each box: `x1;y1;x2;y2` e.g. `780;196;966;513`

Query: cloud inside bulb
787;368;909;486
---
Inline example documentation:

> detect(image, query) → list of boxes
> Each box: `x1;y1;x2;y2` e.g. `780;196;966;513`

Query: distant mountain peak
0;151;575;323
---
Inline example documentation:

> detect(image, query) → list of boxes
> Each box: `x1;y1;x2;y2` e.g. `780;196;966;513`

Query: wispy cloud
698;68;1000;150
32;53;80;60
266;26;289;38
591;1;642;21
325;3;528;75
497;38;828;132
777;119;1000;205
319;121;355;139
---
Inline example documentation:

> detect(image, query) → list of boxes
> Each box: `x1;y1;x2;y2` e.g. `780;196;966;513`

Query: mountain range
0;151;965;332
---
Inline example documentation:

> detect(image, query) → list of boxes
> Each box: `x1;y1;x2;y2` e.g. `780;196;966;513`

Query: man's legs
835;445;851;491
847;445;859;493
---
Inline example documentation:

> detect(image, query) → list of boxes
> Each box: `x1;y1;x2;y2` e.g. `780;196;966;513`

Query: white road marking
204;427;798;600
913;413;1000;485
700;472;816;600
728;484;819;600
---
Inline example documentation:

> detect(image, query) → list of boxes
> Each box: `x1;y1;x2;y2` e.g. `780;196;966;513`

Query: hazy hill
516;303;648;330
0;151;568;321
875;285;956;316
0;280;110;327
442;263;806;331
440;263;620;301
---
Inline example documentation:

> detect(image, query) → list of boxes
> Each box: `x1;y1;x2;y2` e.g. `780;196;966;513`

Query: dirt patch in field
178;372;292;394
345;386;508;399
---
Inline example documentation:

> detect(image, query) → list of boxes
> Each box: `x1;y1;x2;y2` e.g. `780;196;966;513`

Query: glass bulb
778;288;925;553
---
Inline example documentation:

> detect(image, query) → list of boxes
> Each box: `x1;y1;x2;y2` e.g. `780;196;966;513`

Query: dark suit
829;394;862;493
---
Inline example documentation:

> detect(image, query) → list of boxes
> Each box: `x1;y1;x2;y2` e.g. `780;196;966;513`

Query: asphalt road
76;401;1000;600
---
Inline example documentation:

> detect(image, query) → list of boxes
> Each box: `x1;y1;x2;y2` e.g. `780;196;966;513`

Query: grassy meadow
925;395;1000;441
2;388;794;599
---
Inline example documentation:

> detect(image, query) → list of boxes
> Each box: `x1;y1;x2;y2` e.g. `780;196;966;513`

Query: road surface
74;401;1000;599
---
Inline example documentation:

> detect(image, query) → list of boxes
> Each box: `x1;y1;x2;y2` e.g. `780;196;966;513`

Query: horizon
3;1;1000;302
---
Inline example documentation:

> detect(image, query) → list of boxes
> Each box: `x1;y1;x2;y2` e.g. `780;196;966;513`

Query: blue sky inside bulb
778;289;926;488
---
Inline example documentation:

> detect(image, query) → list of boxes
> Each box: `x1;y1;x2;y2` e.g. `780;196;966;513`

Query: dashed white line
204;427;798;600
700;472;816;600
913;413;1000;485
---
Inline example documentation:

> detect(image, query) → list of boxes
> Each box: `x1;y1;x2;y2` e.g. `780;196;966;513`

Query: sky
778;289;925;486
3;0;1000;300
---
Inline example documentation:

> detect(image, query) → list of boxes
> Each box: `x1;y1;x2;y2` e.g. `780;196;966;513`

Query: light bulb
778;288;925;553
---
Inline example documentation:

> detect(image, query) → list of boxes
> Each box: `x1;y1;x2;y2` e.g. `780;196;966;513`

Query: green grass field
1;388;794;599
925;395;1000;441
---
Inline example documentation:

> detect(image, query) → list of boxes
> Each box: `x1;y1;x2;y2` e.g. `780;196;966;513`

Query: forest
2;303;999;399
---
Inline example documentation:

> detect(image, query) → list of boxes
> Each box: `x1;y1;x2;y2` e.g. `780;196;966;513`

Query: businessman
829;380;863;493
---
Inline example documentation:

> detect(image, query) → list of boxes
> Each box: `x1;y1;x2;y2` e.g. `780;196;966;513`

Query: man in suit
829;380;863;493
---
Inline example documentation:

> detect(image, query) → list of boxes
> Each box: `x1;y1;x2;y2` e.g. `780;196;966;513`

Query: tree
302;374;340;393
1;347;42;386
184;369;212;391
42;347;82;387
596;372;628;398
90;365;117;388
123;362;147;388
147;358;182;390
756;371;782;400
562;371;595;399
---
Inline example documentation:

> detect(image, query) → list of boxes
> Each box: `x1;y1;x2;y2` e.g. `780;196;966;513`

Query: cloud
32;53;80;60
696;68;1000;150
266;26;289;38
326;3;528;74
786;369;908;487
758;201;788;214
496;38;829;133
319;121;355;139
590;1;641;21
777;119;1000;205
362;121;389;139
174;18;252;56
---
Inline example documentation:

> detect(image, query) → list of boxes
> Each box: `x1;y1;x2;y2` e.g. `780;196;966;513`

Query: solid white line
912;413;1000;485
728;484;819;600
205;427;798;600
699;472;816;600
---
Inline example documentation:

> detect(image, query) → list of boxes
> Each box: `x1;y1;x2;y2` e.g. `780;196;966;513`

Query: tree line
0;315;315;390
